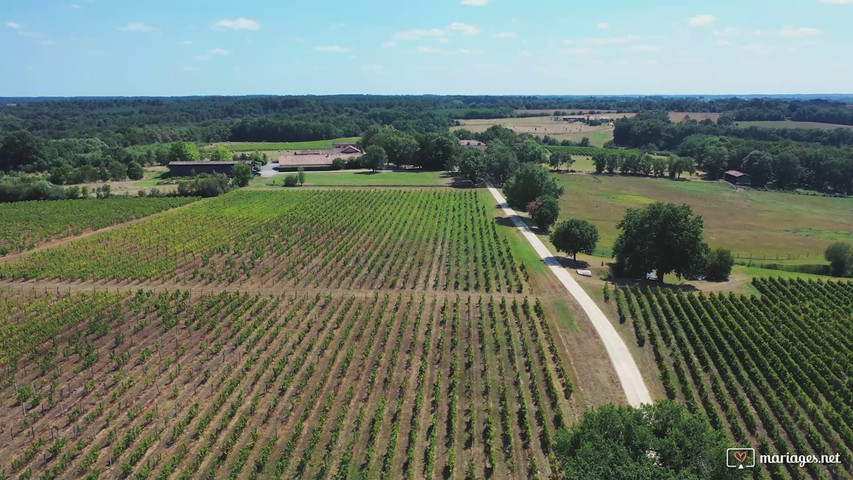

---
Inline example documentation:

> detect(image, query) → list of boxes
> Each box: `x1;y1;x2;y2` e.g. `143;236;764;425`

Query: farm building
277;144;363;171
168;161;240;177
724;170;752;187
459;140;487;150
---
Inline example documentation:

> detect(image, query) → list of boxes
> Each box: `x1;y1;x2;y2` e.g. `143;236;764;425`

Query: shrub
283;174;299;187
705;248;734;281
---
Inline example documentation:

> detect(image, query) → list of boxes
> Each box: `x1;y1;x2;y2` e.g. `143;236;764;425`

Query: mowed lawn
553;174;853;258
452;117;616;147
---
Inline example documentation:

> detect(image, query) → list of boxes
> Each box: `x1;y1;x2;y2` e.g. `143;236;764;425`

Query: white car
576;269;592;277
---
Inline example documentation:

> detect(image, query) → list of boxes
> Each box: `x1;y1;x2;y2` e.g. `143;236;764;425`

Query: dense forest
1;95;852;196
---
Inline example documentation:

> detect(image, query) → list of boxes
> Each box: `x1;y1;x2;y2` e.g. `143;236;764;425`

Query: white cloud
70;4;82;9
493;32;517;39
181;40;192;45
184;66;199;72
314;45;351;53
195;48;229;60
583;35;638;45
627;44;661;53
454;48;483;54
439;37;450;43
393;28;444;41
597;22;610;29
381;41;395;48
363;64;384;71
447;22;480;35
461;0;488;5
213;18;260;31
330;22;347;29
777;27;823;37
6;22;22;29
519;50;534;58
712;39;733;47
713;27;740;37
560;47;597;55
118;22;155;32
416;46;443;54
688;14;716;27
561;39;574;44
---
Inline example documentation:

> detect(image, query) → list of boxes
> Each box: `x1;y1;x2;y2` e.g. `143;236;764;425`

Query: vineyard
0;190;528;293
0;198;197;256
0;289;573;480
612;278;853;480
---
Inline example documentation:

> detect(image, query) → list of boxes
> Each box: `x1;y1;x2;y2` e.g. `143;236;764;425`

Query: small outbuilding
168;161;239;177
724;170;751;187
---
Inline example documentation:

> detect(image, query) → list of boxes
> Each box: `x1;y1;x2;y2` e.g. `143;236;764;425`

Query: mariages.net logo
727;447;842;469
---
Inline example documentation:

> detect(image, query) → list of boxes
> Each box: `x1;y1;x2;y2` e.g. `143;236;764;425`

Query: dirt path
486;186;652;407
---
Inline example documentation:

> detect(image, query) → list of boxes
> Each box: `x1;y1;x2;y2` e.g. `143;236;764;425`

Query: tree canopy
553;401;729;480
168;142;200;163
361;145;388;171
825;242;852;277
550;219;599;261
503;163;564;210
232;163;252;187
527;195;560;231
612;202;709;282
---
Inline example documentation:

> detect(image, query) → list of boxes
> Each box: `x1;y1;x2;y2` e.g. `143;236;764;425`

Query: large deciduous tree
416;132;461;170
553;401;729;480
549;151;574;172
232;163;252;187
483;141;519;186
527;195;560;231
361;145;388;172
704;247;734;281
0;131;43;172
208;145;232;162
550;219;599;261
612;202;709;283
740;150;774;187
503;163;564;210
458;148;486;185
825;242;852;277
513;139;549;164
168;142;200;163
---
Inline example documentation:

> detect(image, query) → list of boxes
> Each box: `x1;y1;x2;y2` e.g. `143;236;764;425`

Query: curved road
487;186;652;407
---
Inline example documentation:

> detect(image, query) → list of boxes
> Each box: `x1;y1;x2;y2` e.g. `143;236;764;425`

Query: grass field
551;174;853;258
452;117;616;147
735;120;853;130
204;137;360;152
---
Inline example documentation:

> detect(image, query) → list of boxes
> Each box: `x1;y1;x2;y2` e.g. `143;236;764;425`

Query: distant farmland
735;120;853;130
204;137;360;152
668;112;720;123
452;117;618;147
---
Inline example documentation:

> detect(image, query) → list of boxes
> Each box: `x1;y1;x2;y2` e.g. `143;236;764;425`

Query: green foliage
513;139;549;164
283;174;299;187
208;145;232;162
126;161;145;180
527;195;560;231
168;142;200;163
176;174;230;197
361;145;388;171
553;401;729;480
503;163;564;210
297;167;306;186
550;219;599;261
613;202;709;282
331;158;345;170
0;131;43;172
704;247;734;281
232;163;252;187
458;149;486;184
824;242;852;277
740;150;774;187
549;151;574;171
483;141;519;186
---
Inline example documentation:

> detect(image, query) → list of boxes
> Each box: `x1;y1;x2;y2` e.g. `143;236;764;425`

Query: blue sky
2;0;851;96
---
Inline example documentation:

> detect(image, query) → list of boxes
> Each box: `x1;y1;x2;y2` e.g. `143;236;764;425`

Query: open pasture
203;138;360;152
552;174;853;258
452;117;616;147
735;120;853;130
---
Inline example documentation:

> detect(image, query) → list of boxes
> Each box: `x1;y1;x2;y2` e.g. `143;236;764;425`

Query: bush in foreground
553;401;728;480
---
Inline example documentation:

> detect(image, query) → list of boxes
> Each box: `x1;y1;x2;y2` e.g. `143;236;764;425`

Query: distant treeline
3;96;852;147
613;111;853;194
